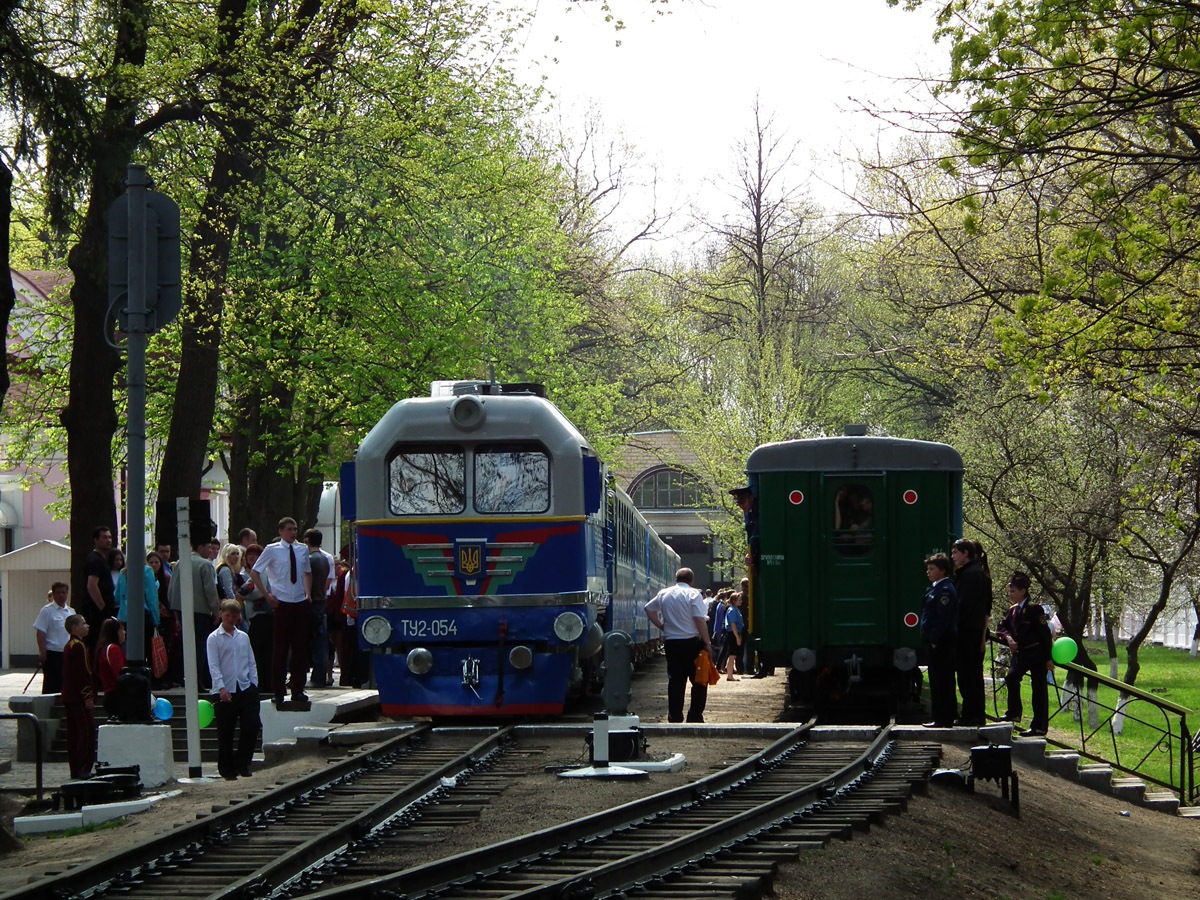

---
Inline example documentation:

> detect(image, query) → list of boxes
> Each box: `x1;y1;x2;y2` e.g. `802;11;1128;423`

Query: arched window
630;468;704;510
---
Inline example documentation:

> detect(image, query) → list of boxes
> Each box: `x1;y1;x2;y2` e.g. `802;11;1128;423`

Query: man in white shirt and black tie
207;600;261;780
249;516;312;706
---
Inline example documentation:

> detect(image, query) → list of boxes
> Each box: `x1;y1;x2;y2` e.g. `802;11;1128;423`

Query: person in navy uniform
921;553;959;727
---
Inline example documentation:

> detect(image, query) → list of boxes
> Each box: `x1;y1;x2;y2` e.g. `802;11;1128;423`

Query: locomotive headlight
509;645;534;669
361;615;393;646
792;648;816;672
553;612;586;642
450;395;486;431
406;647;434;675
893;647;918;672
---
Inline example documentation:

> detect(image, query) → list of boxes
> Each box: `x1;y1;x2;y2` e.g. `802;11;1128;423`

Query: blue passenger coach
347;381;677;716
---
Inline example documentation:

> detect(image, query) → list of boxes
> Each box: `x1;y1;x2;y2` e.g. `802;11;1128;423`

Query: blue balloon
153;697;173;721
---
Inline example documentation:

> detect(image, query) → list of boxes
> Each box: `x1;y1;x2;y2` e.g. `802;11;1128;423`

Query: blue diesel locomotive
345;381;678;717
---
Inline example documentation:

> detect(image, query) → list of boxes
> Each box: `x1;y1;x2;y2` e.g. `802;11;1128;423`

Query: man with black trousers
249;517;312;706
644;567;713;723
207;600;261;779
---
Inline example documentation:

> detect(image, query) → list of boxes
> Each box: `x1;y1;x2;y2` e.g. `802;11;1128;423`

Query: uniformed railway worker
996;571;1054;736
645;567;713;723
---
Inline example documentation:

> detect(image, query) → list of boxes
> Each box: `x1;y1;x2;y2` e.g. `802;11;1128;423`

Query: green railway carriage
746;432;964;709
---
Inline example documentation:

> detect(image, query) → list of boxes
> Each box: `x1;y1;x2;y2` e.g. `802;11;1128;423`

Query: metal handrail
986;641;1195;805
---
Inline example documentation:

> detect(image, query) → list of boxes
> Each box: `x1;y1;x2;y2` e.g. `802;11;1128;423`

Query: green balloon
198;698;216;728
1051;636;1078;665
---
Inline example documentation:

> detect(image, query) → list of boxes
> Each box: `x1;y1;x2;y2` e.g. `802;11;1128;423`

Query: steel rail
221;726;514;899
301;719;828;898
0;723;436;900
517;725;898;898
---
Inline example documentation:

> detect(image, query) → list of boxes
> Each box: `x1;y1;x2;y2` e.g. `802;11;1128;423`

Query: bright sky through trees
509;0;945;249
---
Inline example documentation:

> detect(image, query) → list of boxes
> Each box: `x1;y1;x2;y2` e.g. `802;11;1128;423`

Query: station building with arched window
611;431;731;591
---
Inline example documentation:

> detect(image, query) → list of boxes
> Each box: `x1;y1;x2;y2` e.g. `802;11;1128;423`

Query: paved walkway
0;667;371;797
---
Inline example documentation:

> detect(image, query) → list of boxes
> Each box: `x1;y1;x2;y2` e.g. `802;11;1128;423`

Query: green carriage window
834;484;874;556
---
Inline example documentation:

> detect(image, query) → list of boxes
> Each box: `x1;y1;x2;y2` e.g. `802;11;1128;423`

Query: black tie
289;543;297;583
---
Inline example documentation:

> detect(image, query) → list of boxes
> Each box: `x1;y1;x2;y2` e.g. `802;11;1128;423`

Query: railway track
301;723;940;899
2;724;519;900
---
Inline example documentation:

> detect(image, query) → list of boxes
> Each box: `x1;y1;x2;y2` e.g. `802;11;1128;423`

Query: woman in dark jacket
950;538;991;726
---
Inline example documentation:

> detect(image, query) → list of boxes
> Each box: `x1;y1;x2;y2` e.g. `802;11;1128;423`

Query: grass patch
30;818;125;840
990;641;1199;791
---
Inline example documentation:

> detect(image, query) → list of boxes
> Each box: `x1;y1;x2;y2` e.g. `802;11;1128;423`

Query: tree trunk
0;160;14;410
62;0;149;594
230;377;322;540
156;145;250;515
63;180;124;600
1104;610;1119;680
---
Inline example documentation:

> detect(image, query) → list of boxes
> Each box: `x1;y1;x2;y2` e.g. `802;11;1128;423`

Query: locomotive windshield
388;446;466;515
475;444;550;514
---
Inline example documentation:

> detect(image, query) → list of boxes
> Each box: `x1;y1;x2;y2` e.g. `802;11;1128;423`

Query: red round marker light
904;612;919;628
788;490;804;505
902;489;918;505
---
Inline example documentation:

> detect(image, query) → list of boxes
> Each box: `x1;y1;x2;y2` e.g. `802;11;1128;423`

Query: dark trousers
664;637;707;723
65;701;96;779
330;618;358;686
955;635;986;723
249;614;275;694
82;601;111;654
927;641;957;725
1005;654;1049;729
310;605;330;687
214;685;261;777
272;601;312;698
193;613;214;690
41;650;64;694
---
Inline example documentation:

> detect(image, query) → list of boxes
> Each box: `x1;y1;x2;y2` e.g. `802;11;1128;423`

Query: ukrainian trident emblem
455;538;487;583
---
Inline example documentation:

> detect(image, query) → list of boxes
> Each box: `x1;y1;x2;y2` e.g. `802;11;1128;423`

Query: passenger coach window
475;445;550;514
834;484;874;556
388;447;465;515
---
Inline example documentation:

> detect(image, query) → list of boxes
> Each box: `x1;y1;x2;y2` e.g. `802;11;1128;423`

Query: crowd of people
921;539;1058;736
30;518;369;780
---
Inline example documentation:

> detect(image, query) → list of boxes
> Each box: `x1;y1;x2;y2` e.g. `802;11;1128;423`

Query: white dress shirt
207;624;258;693
253;539;311;603
34;602;75;652
645;582;708;640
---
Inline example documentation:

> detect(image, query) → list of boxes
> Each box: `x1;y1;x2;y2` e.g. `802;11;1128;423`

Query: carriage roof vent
844;424;868;436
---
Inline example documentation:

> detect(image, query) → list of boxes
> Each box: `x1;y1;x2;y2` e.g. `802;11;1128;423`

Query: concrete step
1142;791;1181;814
1039;747;1083;778
1076;763;1114;788
1110;776;1147;804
